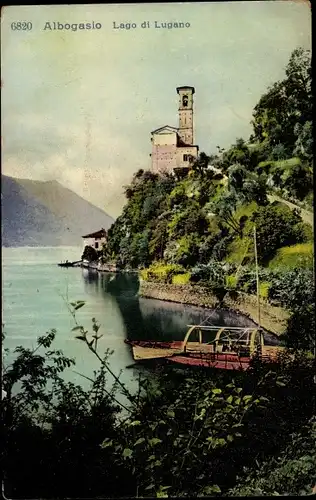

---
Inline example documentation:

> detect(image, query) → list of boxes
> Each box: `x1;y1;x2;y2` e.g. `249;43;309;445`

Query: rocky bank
139;281;290;336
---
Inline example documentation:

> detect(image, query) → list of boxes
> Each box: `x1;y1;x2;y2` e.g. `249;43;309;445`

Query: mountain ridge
1;175;114;247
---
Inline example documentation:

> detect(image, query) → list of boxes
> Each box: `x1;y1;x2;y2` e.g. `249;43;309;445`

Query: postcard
1;2;314;498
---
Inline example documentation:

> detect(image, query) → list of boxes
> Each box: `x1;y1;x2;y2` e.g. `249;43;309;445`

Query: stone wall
139;281;290;336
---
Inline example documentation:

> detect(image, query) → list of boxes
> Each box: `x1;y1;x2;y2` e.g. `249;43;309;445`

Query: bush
172;273;191;285
212;235;233;260
225;236;254;265
81;245;98;262
294;222;313;242
225;274;238;289
144;262;186;283
259;282;270;299
250;202;305;263
268;243;314;270
190;260;226;289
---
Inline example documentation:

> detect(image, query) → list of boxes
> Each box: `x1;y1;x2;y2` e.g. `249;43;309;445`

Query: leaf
149;438;162;447
203;485;221;494
212;388;222;394
122;448;133;459
226;383;234;389
276;379;286;387
167;410;175;418
71;326;83;331
227;434;234;442
243;395;253;402
260;396;269;403
100;439;113;448
226;395;233;404
75;335;86;341
145;484;155;490
129;420;141;427
134;437;145;446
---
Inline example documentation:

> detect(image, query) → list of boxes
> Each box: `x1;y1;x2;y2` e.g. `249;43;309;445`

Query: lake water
2;247;275;400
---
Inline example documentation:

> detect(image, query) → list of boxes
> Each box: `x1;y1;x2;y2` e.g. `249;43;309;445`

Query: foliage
191;151;211;177
2;300;316;498
190;260;226;289
268;242;314;270
268;157;313;201
167;201;208;239
142;262;186;284
261;268;315;350
293;121;313;161
171;272;191;285
1;324;127;499
100;370;278;498
227;163;268;205
250;202;306;263
81;245;98;262
259;282;270;299
251;48;312;157
225;274;238;290
229;417;316;497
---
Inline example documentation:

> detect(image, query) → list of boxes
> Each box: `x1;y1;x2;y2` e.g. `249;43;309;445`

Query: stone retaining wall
139;281;290;336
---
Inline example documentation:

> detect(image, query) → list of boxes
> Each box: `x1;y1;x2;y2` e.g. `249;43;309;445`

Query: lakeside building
151;86;199;176
82;228;107;251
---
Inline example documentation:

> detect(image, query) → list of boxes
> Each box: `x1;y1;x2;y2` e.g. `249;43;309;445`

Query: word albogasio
43;22;102;31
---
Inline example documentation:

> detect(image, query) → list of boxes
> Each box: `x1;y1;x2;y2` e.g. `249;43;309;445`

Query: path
267;194;313;226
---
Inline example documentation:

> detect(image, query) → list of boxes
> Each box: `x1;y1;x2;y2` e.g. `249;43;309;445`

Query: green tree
250;202;305;262
191;151;211;177
251;48;311;156
81;245;98;262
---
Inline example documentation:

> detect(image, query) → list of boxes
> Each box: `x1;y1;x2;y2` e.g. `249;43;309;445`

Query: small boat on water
58;260;82;268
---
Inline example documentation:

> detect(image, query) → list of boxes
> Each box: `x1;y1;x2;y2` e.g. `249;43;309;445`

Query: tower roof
176;86;195;94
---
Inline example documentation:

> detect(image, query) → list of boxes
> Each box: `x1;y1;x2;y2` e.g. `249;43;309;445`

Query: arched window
182;95;188;107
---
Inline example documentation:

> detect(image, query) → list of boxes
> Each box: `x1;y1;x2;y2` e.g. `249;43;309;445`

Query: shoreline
139;281;290;337
73;262;290;337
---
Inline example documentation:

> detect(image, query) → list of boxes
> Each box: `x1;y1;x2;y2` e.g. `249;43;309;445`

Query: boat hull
125;339;288;370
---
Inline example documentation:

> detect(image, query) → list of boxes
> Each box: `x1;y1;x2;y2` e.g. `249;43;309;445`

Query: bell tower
176;86;195;145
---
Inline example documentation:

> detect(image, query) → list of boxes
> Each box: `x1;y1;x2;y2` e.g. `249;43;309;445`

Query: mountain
1;175;114;247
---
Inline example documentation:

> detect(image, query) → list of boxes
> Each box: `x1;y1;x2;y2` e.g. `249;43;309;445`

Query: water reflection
81;270;279;345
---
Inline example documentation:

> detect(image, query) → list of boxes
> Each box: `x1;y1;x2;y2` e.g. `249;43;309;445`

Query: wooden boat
58;260;82;268
125;326;287;371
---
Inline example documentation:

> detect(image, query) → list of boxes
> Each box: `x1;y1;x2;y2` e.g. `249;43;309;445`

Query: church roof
151;125;179;134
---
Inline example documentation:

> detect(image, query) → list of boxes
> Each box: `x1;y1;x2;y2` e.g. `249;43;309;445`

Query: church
150;86;199;176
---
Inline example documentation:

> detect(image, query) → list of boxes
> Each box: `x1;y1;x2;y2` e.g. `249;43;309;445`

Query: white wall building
82;228;107;251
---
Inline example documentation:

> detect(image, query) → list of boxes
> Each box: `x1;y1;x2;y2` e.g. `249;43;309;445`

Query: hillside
1;175;114;247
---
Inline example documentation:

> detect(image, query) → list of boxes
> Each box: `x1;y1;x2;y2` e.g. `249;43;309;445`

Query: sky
1;2;311;218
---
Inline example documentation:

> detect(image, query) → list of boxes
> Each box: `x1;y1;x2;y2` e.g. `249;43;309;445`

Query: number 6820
11;22;33;31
